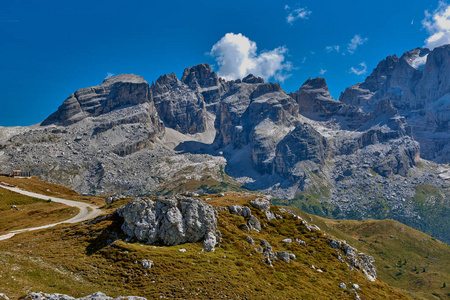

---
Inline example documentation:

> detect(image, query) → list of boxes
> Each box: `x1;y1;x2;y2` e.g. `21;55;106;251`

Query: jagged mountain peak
102;73;147;85
242;74;264;84
298;77;328;91
41;74;154;126
180;63;221;89
155;72;179;86
339;44;450;162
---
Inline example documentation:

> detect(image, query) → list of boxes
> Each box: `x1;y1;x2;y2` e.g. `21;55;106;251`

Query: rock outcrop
328;238;377;281
24;291;146;300
116;196;218;250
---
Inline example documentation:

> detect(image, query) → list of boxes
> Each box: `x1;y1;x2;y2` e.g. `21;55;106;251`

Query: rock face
291;77;339;114
116;196;218;250
42;75;162;130
340;45;450;162
180;63;229;112
152;73;207;134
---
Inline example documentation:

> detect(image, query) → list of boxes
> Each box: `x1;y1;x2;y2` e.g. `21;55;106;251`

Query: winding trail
0;185;103;241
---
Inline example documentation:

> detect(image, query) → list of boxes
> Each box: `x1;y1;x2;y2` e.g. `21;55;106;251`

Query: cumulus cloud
423;2;450;49
209;33;292;82
319;69;327;75
286;7;312;24
350;62;367;75
348;34;368;53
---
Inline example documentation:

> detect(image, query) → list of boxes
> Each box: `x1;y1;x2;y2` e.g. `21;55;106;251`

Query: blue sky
1;0;449;126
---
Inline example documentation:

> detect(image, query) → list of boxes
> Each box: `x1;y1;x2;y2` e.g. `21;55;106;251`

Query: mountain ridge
0;46;449;244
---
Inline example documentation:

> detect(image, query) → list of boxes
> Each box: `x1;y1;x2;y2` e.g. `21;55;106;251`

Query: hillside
286;209;450;299
0;186;409;299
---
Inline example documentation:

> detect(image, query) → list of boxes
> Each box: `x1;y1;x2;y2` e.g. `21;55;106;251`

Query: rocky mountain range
0;47;449;242
340;45;450;163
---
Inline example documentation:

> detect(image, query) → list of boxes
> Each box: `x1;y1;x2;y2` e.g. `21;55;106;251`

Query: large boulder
116;196;218;248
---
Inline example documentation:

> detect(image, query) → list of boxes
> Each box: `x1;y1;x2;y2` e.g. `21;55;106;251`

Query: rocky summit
0;52;449;243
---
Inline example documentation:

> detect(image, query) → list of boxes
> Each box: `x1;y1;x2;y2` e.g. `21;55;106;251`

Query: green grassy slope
0;192;407;299
286;209;450;300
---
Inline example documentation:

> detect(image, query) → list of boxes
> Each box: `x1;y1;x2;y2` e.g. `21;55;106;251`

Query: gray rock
105;195;124;205
260;239;271;247
339;283;347;289
264;257;273;267
239;224;250;232
281;238;292;243
203;231;217;252
249;198;271;211
265;211;276;220
116;196;218;246
295;238;307;246
328;238;342;249
277;251;291;263
0;294;9;300
246;236;255;245
24;292;75;300
248;215;261;232
141;259;153;269
228;205;252;217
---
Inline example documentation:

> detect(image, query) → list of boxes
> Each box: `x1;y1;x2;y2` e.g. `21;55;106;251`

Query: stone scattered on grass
142;260;153;269
246;236;255;245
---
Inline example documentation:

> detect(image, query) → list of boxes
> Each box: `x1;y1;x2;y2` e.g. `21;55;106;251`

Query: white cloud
423;2;450;49
350;62;367;75
286;7;312;24
326;45;340;53
209;33;292;82
105;72;115;79
348;34;368;53
284;4;290;10
319;69;327;75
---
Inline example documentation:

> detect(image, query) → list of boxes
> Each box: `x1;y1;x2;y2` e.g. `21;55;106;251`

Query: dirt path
0;185;103;241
